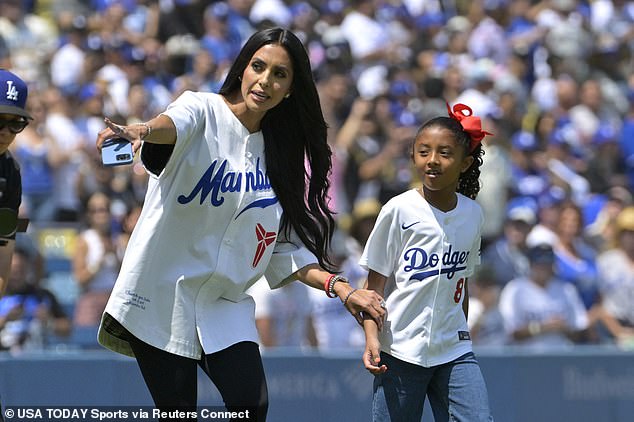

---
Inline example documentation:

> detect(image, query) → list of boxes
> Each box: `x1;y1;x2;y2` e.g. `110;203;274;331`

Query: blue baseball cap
506;196;538;225
0;69;32;119
528;243;555;265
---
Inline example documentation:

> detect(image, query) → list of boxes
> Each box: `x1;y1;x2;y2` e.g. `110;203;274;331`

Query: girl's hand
363;339;387;374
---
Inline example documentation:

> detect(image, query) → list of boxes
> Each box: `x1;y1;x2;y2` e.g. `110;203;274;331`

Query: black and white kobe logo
5;81;18;102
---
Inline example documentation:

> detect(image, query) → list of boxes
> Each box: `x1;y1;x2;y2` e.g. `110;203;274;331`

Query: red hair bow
446;102;493;151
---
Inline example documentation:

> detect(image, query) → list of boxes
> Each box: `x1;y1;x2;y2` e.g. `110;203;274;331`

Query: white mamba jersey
98;92;316;359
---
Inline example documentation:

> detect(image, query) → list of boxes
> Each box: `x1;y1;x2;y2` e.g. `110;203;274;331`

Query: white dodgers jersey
360;189;483;367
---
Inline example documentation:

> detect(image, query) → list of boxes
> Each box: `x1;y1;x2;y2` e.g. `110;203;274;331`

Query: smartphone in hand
101;138;134;166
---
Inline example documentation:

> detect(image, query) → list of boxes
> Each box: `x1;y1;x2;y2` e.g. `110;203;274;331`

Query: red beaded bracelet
324;274;338;298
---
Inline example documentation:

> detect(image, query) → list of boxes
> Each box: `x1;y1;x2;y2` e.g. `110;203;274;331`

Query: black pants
129;337;268;422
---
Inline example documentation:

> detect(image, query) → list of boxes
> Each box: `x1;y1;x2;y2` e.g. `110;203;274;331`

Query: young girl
361;103;494;421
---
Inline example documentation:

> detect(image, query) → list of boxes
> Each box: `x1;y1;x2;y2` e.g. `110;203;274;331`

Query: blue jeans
372;352;493;422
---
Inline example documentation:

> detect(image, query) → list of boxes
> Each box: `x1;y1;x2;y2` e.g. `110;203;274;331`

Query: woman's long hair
416;117;484;200
219;28;336;271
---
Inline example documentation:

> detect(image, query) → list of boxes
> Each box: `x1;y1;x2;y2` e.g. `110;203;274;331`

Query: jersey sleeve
146;91;208;177
264;228;318;289
359;202;400;277
247;278;274;318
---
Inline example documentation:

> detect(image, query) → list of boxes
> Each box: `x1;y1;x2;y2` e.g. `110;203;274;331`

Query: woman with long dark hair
95;28;386;420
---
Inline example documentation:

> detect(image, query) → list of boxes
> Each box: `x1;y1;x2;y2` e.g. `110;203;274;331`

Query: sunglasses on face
0;118;29;134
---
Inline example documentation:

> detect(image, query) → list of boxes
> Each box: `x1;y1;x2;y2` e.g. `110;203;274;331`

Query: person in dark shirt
0;69;32;297
0;68;32;422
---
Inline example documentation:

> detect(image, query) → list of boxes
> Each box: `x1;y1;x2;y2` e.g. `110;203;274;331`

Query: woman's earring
284;93;290;98
238;76;242;81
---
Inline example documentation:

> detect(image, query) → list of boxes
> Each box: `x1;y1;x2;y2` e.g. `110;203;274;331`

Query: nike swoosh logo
401;222;419;230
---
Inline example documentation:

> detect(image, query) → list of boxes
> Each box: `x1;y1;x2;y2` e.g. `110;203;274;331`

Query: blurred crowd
1;0;633;353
